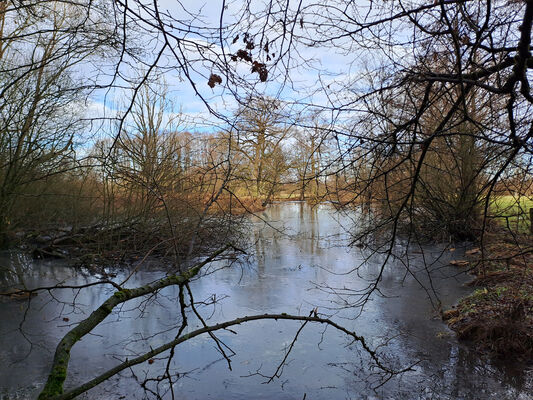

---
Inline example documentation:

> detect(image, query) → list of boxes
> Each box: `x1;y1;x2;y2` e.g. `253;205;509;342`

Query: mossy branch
51;313;406;400
38;245;231;400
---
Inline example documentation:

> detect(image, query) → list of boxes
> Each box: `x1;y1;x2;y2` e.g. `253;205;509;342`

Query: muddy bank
444;231;533;361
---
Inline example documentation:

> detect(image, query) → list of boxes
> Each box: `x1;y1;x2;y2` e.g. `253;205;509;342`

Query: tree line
2;0;532;250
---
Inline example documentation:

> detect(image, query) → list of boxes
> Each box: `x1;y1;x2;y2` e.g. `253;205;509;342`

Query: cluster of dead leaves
208;32;272;87
207;73;222;88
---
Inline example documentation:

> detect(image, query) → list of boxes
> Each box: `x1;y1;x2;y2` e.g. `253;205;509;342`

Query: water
0;202;531;399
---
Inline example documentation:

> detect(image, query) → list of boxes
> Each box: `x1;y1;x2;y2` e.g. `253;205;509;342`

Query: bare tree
233;96;291;204
0;0;122;244
228;0;532;245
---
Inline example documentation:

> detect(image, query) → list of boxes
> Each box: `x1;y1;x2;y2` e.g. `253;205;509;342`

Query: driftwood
27;217;235;268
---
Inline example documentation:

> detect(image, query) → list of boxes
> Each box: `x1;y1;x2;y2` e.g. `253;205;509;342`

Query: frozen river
0;202;531;399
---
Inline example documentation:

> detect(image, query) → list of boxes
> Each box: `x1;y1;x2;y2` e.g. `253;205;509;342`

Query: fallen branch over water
51;312;413;400
37;244;409;400
38;245;231;400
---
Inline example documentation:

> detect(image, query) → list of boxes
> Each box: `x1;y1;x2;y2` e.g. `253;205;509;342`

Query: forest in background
1;1;532;252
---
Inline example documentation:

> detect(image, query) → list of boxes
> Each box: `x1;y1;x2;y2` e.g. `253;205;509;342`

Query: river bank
443;230;533;361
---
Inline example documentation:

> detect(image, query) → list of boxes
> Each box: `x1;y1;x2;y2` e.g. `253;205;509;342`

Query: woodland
0;1;532;399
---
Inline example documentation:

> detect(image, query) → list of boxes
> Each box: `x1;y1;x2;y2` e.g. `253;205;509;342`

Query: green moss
38;365;67;399
461;286;510;305
112;289;131;301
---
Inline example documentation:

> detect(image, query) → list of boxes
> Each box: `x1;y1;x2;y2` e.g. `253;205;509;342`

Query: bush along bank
443;232;533;361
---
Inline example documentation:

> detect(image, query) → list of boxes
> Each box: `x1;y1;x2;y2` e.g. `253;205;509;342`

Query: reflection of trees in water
0;204;530;399
296;202;321;256
254;228;265;275
428;344;530;399
330;337;530;400
0;253;56;289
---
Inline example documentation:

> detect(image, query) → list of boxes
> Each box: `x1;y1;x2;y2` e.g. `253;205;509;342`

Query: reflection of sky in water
0;202;531;399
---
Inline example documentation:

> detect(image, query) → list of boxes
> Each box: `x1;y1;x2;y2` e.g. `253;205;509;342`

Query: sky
8;0;519;142
84;0;382;136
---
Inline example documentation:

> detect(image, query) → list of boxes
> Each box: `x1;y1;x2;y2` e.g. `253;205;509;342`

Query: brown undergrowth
443;231;533;361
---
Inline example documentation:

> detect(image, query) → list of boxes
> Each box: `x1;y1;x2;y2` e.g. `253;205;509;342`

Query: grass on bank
489;195;533;234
